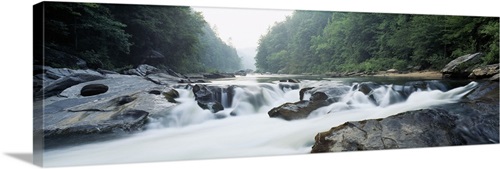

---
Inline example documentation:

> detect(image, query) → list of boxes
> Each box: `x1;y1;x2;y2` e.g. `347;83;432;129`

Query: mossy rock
163;89;179;103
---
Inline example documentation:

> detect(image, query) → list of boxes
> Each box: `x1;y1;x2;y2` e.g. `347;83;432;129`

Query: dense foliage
37;2;241;73
256;11;499;74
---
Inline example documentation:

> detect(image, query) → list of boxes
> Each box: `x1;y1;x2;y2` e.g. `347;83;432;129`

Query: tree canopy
255;11;499;74
38;2;242;73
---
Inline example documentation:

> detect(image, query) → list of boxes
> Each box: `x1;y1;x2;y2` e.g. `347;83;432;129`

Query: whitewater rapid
43;77;478;167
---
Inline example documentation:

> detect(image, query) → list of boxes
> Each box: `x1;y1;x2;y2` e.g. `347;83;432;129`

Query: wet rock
310;92;328;101
193;84;214;102
311;81;499;153
97;68;119;75
146;73;184;85
198;101;224;113
40;75;178;138
311;109;459;152
136;64;159;76
299;87;314;101
148;90;162;95
400;81;447;96
45;67;102;80
441;53;483;78
354;82;380;95
35;73;106;99
310;86;350;103
278;83;300;91
192;84;235;112
268;100;330;121
80;84;109;96
44;109;149;138
163;89;180;103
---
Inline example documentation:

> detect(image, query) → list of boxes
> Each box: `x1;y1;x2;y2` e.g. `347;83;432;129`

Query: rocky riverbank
324;53;499;81
305;53;499;153
310;81;499;152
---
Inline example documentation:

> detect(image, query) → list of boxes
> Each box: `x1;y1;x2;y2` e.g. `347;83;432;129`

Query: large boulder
268;100;330;121
35;73;106;99
38;75;178;139
33;66;107;100
309;86;350;103
311;81;499;153
441;53;483;78
192;84;235;113
123;64;160;77
468;64;499;79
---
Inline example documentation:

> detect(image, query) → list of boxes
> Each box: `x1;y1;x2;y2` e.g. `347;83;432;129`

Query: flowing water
43;74;477;167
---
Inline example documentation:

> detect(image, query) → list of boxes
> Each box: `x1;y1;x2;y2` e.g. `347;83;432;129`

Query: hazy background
192;7;292;70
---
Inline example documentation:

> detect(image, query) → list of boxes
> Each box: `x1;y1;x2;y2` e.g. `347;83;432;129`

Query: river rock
97;68;119;75
489;73;499;81
386;69;398;73
310;86;350;103
146;73;184;85
35;73;106;99
441;53;483;78
399;80;447;96
192;84;235;113
39;75;178;138
163;89;180;103
44;109;149;138
278;83;300;91
268;100;330;121
44;67;102;80
311;81;499;153
197;101;224;113
299;87;314;101
124;64;159;77
80;84;109;96
468;64;499;79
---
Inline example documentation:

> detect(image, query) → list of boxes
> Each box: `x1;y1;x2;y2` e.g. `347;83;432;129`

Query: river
43;74;477;167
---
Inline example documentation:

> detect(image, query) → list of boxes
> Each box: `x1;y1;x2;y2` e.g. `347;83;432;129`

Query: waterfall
43;80;478;167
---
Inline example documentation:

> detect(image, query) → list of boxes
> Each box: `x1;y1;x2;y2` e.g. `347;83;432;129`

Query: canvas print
33;1;499;167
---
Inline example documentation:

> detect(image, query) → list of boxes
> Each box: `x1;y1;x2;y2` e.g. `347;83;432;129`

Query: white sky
192;7;293;50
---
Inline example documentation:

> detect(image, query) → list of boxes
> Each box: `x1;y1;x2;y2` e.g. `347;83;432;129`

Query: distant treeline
256;11;499;74
36;2;241;73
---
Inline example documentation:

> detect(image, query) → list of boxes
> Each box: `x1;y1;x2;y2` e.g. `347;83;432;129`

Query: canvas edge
33;1;44;167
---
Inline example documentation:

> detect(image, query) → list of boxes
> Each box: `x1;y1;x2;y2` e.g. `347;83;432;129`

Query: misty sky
192;7;293;50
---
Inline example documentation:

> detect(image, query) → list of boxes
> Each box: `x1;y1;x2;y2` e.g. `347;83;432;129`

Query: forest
255;11;499;74
35;2;242;73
